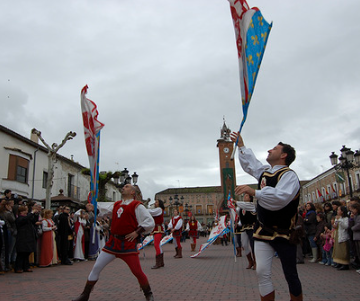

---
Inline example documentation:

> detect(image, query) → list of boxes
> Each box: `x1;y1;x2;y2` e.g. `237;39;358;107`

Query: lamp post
116;168;139;187
329;145;360;198
169;194;184;212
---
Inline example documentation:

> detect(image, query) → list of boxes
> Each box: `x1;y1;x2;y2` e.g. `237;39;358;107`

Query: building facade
0;124;121;209
302;166;360;204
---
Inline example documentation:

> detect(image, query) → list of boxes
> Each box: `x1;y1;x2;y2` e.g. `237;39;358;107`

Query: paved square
1;236;359;300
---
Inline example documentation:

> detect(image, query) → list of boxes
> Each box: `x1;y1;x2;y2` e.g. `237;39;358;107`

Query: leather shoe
24;269;33;272
337;265;349;270
62;261;73;265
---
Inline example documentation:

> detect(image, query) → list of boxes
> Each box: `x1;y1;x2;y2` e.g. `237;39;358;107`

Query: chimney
30;131;39;144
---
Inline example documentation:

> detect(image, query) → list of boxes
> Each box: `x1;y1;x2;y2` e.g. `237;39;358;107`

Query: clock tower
217;121;236;207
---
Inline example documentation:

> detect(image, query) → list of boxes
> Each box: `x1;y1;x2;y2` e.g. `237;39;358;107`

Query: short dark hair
350;196;360;203
350;202;360;213
4;189;11;195
278;142;296;166
338;206;348;217
332;200;341;207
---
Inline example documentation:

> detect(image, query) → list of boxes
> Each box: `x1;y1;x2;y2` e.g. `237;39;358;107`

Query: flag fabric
335;172;345;183
160;233;174;246
324;186;330;200
228;0;272;134
81;85;105;218
331;184;337;198
316;188;324;202
191;215;229;258
227;191;238;259
138;235;154;251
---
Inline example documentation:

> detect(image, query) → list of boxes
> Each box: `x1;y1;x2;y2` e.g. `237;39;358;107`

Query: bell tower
217;120;236;207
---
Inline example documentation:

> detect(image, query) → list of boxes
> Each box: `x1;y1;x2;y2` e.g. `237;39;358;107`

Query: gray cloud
2;0;360;201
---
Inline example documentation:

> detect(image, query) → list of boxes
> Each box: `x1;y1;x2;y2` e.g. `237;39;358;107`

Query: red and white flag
81;85;104;209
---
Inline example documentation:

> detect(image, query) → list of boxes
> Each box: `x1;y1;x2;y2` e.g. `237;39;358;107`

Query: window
195;205;202;215
207;205;214;215
8;154;29;184
68;174;74;197
42;171;48;189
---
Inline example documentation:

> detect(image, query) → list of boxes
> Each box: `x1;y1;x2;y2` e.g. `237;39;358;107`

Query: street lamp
169;194;184;211
118;168;139;187
329;145;360;198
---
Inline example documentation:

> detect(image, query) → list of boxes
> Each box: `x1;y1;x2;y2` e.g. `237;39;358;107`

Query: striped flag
316;188;324;202
81;85;105;215
228;0;272;134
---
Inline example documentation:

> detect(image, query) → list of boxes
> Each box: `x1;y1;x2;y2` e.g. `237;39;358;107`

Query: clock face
223;147;230;154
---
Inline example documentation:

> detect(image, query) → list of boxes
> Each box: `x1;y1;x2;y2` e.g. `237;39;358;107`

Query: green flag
335;172;345;183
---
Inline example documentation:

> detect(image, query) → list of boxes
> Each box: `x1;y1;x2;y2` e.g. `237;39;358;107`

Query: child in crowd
320;223;334;266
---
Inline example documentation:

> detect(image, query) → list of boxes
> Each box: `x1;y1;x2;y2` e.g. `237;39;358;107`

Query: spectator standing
86;203;99;260
0;217;5;275
58;206;73;265
349;202;360;274
304;202;317;263
74;209;87;261
39;209;58;267
296;209;305;264
332;206;350;270
331;201;341;218
14;206;37;273
313;213;325;262
320;223;334;266
323;203;333;225
0;200;16;271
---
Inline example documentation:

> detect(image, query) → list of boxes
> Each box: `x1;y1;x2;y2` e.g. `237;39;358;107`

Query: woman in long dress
73;209;86;261
39;209;58;267
332;206;350;270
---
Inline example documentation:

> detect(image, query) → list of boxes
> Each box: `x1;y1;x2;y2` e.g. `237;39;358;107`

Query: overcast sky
2;0;360;202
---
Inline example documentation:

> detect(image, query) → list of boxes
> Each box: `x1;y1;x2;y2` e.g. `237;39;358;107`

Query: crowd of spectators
2;188;360;277
0;190;110;275
298;196;360;274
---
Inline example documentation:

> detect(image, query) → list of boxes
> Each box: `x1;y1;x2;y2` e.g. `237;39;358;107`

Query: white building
0;124;120;209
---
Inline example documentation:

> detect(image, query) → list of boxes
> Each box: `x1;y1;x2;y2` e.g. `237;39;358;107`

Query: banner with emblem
81;85;105;218
138;235;154;250
191;215;229;258
160;233;173;246
228;0;272;158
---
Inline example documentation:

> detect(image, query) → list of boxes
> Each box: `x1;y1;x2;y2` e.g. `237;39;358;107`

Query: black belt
112;234;126;240
260;223;290;235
